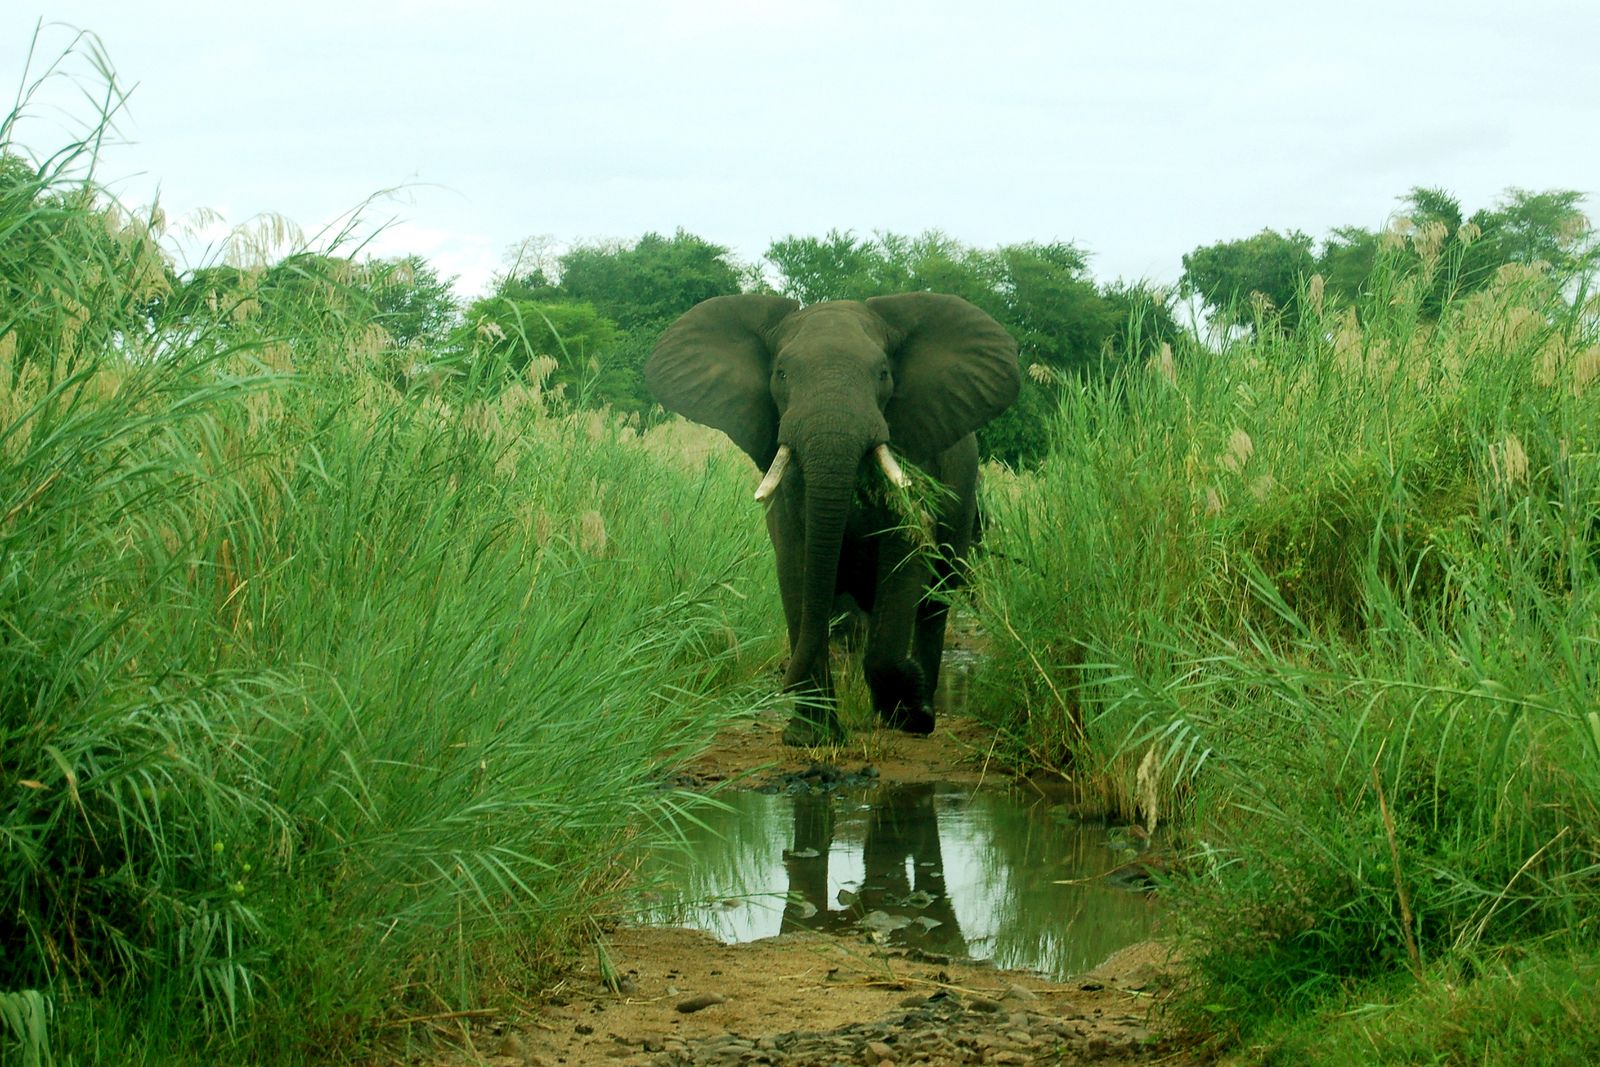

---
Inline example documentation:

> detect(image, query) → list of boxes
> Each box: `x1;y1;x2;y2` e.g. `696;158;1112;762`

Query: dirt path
449;711;1196;1066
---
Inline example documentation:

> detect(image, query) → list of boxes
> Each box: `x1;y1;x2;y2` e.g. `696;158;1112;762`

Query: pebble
630;986;1162;1065
675;992;728;1014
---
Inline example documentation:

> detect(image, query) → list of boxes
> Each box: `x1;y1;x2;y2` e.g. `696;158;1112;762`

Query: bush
973;254;1600;1040
0;42;777;1062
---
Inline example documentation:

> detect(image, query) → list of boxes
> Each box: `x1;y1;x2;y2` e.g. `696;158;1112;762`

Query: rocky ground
437;709;1200;1067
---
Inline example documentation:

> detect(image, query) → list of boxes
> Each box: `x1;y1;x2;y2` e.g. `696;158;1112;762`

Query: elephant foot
868;661;934;735
883;701;935;735
782;710;845;747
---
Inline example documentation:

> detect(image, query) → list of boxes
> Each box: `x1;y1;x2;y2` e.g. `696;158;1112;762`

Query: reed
0;38;777;1064
973;248;1600;1051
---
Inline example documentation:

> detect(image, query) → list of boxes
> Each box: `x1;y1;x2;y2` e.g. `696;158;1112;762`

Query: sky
4;1;1598;299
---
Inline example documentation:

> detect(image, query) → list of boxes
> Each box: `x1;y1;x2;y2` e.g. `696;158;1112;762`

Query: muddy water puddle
636;783;1163;979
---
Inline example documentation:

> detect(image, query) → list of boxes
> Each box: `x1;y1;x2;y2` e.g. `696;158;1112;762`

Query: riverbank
440;711;1196;1067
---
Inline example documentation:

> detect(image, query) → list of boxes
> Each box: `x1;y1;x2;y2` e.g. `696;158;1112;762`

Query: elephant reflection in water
780;783;966;958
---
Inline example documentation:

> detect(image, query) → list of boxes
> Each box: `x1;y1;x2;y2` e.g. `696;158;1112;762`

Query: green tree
1315;187;1596;318
765;229;901;302
1186;187;1595;331
457;297;627;408
368;255;458;352
552;229;743;330
989;242;1120;377
1460;188;1595;286
1180;228;1317;334
1316;225;1382;306
362;255;460;389
151;252;460;387
763;231;1157;465
1100;281;1184;365
765;231;1121;375
487;228;745;415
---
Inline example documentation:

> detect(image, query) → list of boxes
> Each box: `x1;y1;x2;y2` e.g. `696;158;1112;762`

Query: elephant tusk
874;444;911;489
754;445;792;502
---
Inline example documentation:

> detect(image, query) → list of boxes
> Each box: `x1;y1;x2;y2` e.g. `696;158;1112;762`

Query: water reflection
637;783;1161;978
782;785;965;956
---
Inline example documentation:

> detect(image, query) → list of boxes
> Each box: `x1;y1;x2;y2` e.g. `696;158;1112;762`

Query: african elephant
646;293;1019;745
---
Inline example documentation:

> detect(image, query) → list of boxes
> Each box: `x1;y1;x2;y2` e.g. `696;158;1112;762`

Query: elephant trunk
781;430;867;693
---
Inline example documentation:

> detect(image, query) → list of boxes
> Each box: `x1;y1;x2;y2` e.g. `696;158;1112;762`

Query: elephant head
646;293;1018;475
647;293;1018;738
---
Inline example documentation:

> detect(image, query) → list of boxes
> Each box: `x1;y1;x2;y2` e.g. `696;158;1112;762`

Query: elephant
646;292;1019;745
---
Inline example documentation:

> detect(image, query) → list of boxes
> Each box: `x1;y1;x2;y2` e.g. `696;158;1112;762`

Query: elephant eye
776;369;788;382
878;370;889;382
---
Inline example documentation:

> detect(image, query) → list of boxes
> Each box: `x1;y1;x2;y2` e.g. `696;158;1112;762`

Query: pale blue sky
6;1;1597;297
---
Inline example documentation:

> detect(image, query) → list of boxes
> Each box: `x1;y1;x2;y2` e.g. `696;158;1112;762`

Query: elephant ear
868;293;1020;459
646;294;800;467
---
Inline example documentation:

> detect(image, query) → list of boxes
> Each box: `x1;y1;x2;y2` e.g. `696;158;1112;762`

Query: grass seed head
1573;347;1600;396
1221;428;1255;474
1149;342;1177;385
579;510;608;556
1489;433;1529;490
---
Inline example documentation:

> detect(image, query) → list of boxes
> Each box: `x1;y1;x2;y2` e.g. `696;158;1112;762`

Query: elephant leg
902;448;977;727
913;546;969;706
784;670;841;745
783;617;844;746
911;581;951;708
864;538;934;735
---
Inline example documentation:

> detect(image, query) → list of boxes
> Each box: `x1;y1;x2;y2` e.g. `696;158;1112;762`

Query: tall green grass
1;40;777;1065
975;243;1600;1053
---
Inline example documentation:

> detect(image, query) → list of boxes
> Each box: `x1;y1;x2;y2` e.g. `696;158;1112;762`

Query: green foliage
764;228;929;302
987;241;1116;377
554;229;744;330
1180;228;1317;332
1315;224;1381;305
366;253;458;352
1375;186;1597;319
1100;280;1185;365
1181;187;1597;333
973;378;1059;474
457;295;629;405
0;50;778;1064
0;150;170;378
150;250;459;390
1;989;54;1067
764;230;1177;465
974;250;1600;1048
1239;948;1600;1065
486;229;746;417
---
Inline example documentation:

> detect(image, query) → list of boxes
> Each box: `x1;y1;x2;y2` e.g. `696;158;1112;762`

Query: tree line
1181;187;1595;334
5;149;1591;466
469;229;1183;463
